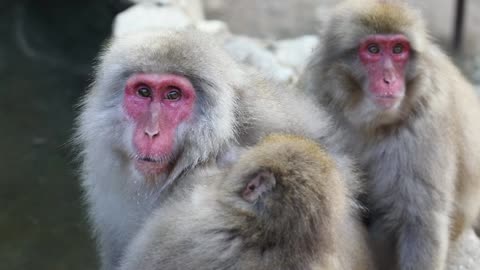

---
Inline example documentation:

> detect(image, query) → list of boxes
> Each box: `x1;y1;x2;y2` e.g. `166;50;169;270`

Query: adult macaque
75;30;338;270
300;0;480;269
119;134;373;270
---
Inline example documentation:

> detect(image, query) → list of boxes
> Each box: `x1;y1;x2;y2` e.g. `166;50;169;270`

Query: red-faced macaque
75;30;341;270
300;0;480;269
119;134;374;270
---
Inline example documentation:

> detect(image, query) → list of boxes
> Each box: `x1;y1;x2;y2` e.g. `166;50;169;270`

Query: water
0;1;128;269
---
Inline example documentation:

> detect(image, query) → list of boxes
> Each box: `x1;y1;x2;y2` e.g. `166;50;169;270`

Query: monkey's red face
123;73;196;175
359;34;410;110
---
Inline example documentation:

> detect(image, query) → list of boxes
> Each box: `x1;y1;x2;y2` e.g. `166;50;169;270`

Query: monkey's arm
384;125;455;270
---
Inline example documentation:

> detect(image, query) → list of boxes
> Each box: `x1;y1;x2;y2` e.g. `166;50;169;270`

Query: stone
224;36;295;83
448;230;480;270
130;0;205;22
272;35;319;72
178;0;205;22
195;20;231;41
113;3;192;36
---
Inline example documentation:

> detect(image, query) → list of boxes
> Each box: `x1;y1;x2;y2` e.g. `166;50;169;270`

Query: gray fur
300;1;480;269
74;30;337;270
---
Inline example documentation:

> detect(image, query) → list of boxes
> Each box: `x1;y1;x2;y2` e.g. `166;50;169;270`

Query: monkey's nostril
383;78;390;84
144;129;159;138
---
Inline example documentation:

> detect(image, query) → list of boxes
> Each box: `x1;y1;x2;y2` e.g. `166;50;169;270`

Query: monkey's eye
367;44;380;54
392;44;404;54
165;88;181;100
137;87;152;98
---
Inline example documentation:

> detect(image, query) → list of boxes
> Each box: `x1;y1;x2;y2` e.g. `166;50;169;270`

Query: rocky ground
449;230;480;270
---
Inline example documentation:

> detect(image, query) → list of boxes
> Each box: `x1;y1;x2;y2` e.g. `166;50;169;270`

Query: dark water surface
0;1;130;269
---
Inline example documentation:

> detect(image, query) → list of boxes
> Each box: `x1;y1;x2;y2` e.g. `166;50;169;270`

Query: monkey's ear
242;170;276;203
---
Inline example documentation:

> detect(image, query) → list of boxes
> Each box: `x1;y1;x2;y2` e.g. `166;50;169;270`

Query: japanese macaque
75;30;340;270
300;0;480;269
119;134;374;270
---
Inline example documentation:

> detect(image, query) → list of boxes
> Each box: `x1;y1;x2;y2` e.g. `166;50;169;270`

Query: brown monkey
75;30;339;270
119;134;374;270
300;0;480;269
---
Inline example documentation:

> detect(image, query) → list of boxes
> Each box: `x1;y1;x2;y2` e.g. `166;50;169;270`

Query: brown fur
119;135;374;270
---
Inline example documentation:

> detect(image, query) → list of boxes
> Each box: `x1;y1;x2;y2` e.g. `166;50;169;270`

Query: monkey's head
78;30;243;187
310;0;430;128
219;134;346;261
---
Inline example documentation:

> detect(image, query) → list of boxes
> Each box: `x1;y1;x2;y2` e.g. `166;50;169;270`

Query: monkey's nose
144;129;159;138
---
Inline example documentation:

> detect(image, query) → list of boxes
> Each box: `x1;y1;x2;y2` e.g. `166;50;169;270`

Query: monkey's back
119;135;373;270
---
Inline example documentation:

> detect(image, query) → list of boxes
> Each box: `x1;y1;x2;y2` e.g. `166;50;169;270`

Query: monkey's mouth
138;157;165;163
134;155;174;175
372;94;402;109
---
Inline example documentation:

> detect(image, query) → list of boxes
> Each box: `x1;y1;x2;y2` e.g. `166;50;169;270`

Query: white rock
224;36;295;83
195;20;230;41
447;229;480;270
113;4;192;37
178;0;205;22
130;0;205;22
272;35;319;72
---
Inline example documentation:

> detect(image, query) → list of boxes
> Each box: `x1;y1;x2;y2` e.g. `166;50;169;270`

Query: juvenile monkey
75;30;339;269
300;0;480;269
119;134;374;270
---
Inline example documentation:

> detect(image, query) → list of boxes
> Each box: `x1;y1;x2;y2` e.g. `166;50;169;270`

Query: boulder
224;36;295;83
272;35;319;72
113;3;192;36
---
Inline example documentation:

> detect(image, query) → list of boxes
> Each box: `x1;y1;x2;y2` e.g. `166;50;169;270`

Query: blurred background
0;1;479;269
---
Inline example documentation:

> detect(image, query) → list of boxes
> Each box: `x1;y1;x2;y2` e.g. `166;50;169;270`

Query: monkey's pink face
359;34;410;110
123;73;196;175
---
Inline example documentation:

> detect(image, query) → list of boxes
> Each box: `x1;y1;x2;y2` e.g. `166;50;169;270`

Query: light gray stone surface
272;35;319;72
113;4;192;36
130;0;205;22
195;20;230;41
448;230;480;270
224;36;295;83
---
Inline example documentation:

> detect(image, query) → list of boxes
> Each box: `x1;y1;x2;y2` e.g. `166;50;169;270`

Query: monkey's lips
134;156;172;175
372;94;402;110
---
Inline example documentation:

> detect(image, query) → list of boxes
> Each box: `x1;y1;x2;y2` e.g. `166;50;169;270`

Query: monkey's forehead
95;30;245;87
326;0;428;52
105;30;224;65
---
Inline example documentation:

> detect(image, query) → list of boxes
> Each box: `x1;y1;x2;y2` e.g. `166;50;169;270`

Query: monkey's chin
134;158;172;176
